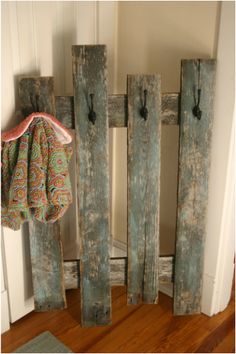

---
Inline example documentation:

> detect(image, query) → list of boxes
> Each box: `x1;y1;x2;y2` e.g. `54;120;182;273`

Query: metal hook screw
88;93;96;125
140;89;148;120
192;60;202;120
192;88;202;120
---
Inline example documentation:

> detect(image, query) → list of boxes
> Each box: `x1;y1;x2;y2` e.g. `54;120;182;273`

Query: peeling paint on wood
29;220;66;310
63;256;174;289
108;94;128;127
19;77;66;311
161;93;179;125
127;75;161;304
174;59;216;315
55;93;179;129
19;77;55;117
72;45;111;326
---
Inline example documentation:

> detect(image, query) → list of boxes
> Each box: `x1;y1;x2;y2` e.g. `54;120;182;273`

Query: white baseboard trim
1;290;10;333
113;238;127;252
159;283;173;298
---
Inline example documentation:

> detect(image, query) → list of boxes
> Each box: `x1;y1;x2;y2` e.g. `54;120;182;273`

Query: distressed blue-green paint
29;220;66;310
54;93;179;128
174;59;216;315
127;75;161;304
19;77;66;311
72;45;111;326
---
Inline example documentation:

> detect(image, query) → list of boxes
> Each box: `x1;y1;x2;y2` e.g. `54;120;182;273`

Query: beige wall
117;1;219;93
112;1;220;254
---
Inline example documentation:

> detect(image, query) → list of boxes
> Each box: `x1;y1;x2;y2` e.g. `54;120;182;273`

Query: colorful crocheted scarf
1;113;73;230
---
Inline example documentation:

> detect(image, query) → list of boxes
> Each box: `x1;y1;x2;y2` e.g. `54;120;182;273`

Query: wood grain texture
63;256;174;289
19;77;66;311
28;220;66;310
2;285;234;353
19;77;55;117
174;59;216;315
55;96;74;129
54;93;179;129
63;261;80;290
108;94;128;127
127;75;161;304
161;93;179;125
72;45;111;326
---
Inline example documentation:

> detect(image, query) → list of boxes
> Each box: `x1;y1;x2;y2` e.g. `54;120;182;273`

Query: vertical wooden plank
28;221;66;310
72;45;111;326
19;77;66;311
174;59;216;315
127;75;161;304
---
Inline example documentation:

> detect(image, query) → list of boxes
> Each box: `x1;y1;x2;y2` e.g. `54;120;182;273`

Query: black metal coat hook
140;89;148;120
192;60;202;120
192;88;202;120
88;93;96;125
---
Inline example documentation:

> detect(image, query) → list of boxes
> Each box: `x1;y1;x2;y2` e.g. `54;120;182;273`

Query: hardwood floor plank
57;288;143;353
2;286;234;353
194;313;235;353
212;328;235;353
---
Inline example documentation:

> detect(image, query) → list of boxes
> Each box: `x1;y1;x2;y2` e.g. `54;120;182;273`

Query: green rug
14;331;73;353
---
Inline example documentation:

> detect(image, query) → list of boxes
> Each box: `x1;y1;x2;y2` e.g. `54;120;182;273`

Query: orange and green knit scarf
1;114;73;230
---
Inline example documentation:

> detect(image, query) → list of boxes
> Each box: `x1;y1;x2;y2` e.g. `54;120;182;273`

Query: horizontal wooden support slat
55;96;74;129
55;93;179;129
63;256;174;289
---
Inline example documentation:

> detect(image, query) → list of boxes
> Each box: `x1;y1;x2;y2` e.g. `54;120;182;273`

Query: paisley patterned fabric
1;116;73;230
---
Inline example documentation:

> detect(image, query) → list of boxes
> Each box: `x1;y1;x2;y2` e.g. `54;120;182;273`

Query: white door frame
201;1;235;316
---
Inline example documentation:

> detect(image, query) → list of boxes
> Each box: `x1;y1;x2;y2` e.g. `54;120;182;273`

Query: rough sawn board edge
173;59;216;315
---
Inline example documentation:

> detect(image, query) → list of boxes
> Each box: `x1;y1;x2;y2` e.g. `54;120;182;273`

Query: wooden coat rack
18;45;216;327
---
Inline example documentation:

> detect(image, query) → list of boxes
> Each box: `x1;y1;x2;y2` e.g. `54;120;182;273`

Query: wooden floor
2;286;235;353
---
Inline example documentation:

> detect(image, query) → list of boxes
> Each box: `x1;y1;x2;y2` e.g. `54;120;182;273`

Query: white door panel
2;227;34;323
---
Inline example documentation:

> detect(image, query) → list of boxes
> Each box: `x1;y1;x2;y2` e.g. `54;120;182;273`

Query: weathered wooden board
19;77;55;117
72;45;111;326
19;77;66;311
108;94;128;127
63;256;174;289
161;93;179;125
29;220;66;310
55;93;179;129
127;75;161;304
55;96;74;129
174;59;216;315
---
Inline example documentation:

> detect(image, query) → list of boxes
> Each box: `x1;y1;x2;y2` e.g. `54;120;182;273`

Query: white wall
202;1;235;316
1;234;10;333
